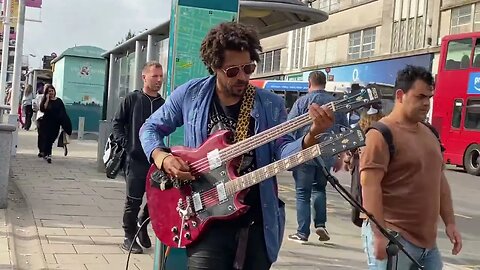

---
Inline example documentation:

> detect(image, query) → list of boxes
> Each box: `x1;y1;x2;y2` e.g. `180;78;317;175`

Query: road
272;166;480;270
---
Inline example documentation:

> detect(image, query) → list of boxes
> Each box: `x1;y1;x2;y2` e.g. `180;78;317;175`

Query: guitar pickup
207;149;222;170
216;182;227;202
192;193;203;212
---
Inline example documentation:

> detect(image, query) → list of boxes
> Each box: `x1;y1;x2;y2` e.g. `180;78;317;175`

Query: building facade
254;0;480;82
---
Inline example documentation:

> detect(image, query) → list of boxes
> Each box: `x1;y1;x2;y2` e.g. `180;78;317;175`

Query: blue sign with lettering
467;72;480;94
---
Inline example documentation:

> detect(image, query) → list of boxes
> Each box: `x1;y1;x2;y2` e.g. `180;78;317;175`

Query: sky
23;0;170;68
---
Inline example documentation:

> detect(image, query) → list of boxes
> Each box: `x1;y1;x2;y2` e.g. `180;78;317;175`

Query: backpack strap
365;122;395;158
420;121;446;153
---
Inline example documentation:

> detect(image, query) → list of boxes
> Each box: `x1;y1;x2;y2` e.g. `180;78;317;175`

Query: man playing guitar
139;22;335;270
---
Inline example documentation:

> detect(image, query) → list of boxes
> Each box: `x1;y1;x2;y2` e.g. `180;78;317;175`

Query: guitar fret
224;128;363;196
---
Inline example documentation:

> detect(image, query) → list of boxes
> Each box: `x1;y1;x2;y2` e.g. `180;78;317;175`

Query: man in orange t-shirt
359;65;462;269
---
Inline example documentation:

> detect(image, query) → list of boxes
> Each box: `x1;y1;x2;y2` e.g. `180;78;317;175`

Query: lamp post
0;0;11;105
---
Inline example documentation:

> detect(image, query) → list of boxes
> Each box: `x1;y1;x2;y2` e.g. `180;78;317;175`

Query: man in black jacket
112;61;165;254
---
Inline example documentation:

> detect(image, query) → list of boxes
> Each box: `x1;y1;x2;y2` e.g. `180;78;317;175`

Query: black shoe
46;155;52;163
38;152;44;158
121;237;143;254
137;223;151;248
288;233;308;244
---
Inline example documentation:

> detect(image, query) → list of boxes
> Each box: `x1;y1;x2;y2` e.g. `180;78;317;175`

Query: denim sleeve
335;112;349;133
287;96;307;140
139;83;188;161
274;100;304;160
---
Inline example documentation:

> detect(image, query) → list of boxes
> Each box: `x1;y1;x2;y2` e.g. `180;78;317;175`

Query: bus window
474;38;480;68
452;99;463;128
273;90;285;99
445;38;472;70
465;99;480;129
285;91;299;110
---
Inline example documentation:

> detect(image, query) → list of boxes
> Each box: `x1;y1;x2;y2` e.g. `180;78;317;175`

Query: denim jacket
287;90;348;168
139;75;304;263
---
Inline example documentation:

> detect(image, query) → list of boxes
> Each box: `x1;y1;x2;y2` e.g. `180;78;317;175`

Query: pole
0;0;11;104
8;0;25;156
10;0;25;115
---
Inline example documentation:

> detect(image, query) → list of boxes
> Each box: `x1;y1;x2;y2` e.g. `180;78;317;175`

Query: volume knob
171;226;179;234
173;236;179;242
185;232;191;240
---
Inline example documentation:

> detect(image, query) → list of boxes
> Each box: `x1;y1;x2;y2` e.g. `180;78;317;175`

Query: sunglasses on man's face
221;63;256;78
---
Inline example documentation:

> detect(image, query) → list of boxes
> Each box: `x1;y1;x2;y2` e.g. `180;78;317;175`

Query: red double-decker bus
431;32;480;175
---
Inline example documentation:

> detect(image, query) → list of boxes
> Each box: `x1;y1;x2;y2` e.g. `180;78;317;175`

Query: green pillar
154;0;239;269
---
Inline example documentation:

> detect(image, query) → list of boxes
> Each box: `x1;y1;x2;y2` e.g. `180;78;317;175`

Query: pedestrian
22;84;34;131
286;70;348;243
39;84;71;163
112;61;165;254
360;65;462;269
35;87;45;157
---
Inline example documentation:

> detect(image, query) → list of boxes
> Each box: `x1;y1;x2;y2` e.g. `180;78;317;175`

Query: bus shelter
96;0;328;170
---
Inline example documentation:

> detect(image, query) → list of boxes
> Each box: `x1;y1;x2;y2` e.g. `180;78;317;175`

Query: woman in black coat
39;84;71;163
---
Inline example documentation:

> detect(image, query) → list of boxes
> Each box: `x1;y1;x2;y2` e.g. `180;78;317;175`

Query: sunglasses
221;63;256;78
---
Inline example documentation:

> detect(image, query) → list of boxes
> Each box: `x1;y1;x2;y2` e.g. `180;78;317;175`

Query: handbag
104;133;126;179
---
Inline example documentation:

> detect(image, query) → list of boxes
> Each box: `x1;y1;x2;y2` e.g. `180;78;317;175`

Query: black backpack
350;121;444;227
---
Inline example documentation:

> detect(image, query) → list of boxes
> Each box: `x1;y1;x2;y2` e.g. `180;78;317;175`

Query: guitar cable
125;217;151;270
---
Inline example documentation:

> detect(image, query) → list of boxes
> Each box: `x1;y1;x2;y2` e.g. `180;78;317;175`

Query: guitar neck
224;144;321;195
219;113;312;161
217;86;378;165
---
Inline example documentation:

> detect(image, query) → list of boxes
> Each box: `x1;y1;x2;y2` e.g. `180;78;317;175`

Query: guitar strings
187;91;370;171
187;101;362;175
179;130;355;208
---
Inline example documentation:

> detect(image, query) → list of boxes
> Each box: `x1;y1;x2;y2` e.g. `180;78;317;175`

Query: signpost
154;0;239;269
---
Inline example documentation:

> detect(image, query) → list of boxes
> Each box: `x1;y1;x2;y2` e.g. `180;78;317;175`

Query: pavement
3;129;479;269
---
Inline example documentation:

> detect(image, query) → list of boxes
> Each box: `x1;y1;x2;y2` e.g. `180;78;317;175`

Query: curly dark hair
394;65;434;93
200;22;262;75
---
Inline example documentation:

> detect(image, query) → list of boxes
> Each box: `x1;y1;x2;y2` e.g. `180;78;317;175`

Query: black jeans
122;156;151;236
186;221;271;270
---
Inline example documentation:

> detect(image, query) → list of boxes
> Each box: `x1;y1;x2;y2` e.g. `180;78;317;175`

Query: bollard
0;124;16;208
78;117;85;140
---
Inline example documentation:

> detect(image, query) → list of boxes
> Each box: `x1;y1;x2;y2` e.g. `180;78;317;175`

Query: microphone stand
319;165;424;270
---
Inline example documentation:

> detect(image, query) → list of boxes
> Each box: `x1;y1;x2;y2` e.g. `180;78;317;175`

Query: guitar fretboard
224;145;321;195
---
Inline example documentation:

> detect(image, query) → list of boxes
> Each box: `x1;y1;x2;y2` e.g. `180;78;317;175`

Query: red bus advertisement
431;32;480;175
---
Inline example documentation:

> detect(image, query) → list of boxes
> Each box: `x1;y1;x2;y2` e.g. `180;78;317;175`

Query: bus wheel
463;144;480;176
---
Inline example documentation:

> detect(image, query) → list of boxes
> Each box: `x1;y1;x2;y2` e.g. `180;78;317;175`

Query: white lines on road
455;213;473;219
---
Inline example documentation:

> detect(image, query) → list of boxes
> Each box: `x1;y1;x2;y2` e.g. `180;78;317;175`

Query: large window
348;28;376;60
465;99;480;130
315;0;339;13
452;99;463;128
290;28;308;70
445;38;472;70
392;0;428;53
450;3;480;34
257;49;281;74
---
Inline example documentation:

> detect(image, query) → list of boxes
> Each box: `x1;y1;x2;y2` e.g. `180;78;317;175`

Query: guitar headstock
333;86;382;113
318;127;366;157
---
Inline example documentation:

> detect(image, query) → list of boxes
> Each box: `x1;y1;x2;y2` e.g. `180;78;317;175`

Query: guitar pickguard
191;164;238;221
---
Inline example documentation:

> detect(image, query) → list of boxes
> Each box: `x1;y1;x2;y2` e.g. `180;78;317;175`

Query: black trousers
36;118;45;154
41;121;59;156
186;221;271;270
122;156;151;236
24;105;33;130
